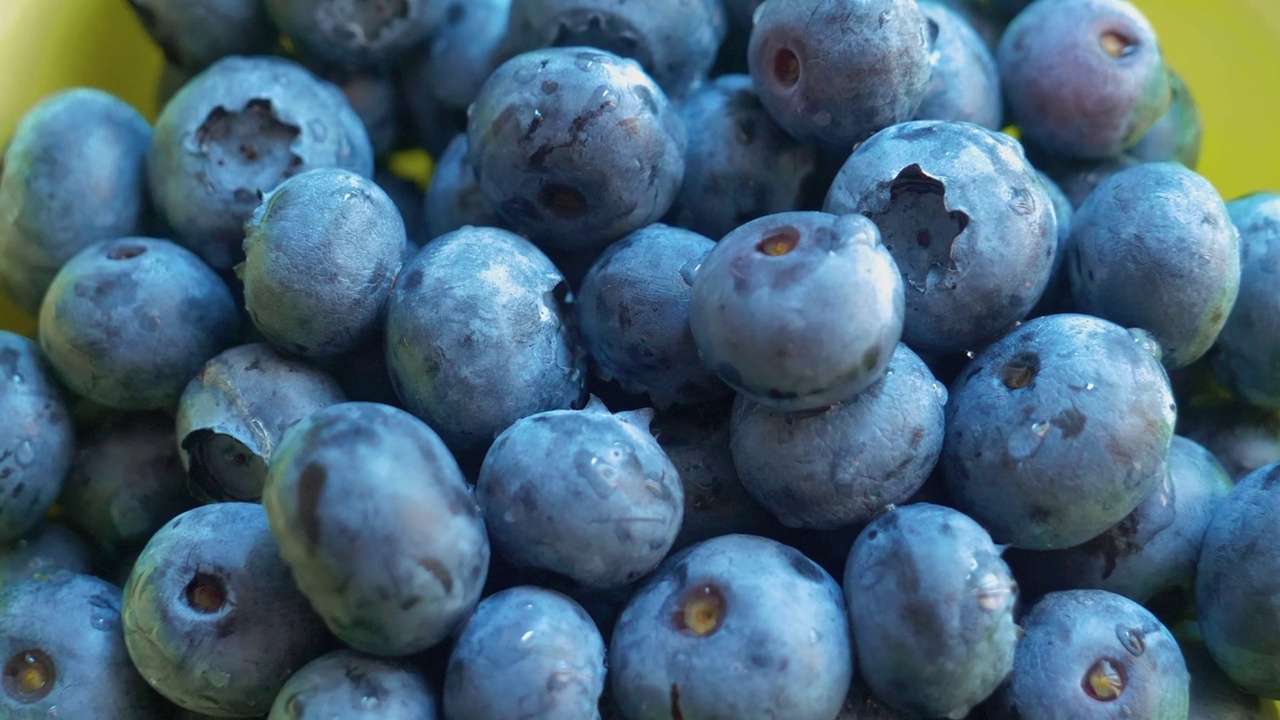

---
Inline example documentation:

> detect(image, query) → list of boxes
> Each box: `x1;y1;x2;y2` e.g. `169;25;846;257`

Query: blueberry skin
988;590;1189;719
0;523;95;588
240;167;408;357
269;649;439;719
844;504;1018;718
609;534;853;720
148;55;375;270
576;224;729;409
1006;435;1232;606
422;134;504;240
374;168;430;249
127;0;277;71
385;226;584;459
265;0;443;71
177;343;347;503
0;572;168;718
1181;636;1275;720
1212;193;1280;408
651;404;782;552
37;237;240;411
477;400;683;588
663;74;817;240
443;586;605;719
689;211;905;412
60;412;194;555
0;89;151;314
833;674;915;720
915;2;1003;130
1179;399;1280;481
824;121;1058;354
263;402;490;656
1028;170;1077;316
411;0;513;111
998;0;1170;160
1195;462;1280;698
1129;70;1201;168
327;71;403;158
122;503;333;717
748;0;932;148
730;344;948;530
1037;153;1143;211
0;333;74;543
943;314;1176;550
506;0;726;101
397;51;468;159
1067;162;1240;370
467;47;688;253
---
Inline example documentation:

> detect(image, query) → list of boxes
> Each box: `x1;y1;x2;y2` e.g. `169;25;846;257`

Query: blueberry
1035;153;1143;210
0;89;152;314
0;523;95;588
844;504;1018;718
834;673;915;720
373;168;430;249
177;343;347;503
1181;633;1275;720
466;47;688;253
0;572;168;718
689;211;905;411
1129;69;1201;168
1027;170;1077;317
824;120;1058;354
730;343;948;530
148;55;375;270
1195;462;1280;698
421;134;503;240
943;314;1176;550
476;399;683;588
1067;162;1240;369
651;404;782;552
60;412;194;555
1212;193;1280;408
37;237;240;411
266;0;445;71
269;649;438;719
401;0;512;111
385;226;584;459
988;590;1189;719
749;0;932;147
663;74;817;240
321;70;404;158
240;167;408;357
506;0;727;101
126;0;278;71
0;332;73;543
915;1;1004;129
263;402;489;656
443;586;606;719
576;223;729;409
1006;435;1232;607
609;534;852;720
396;53;468;159
998;0;1171;159
122;503;333;717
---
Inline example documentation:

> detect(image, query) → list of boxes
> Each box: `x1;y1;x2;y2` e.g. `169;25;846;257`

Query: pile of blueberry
1;0;1279;717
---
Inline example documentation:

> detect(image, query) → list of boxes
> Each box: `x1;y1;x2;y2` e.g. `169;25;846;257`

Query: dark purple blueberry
748;0;932;148
689;211;904;412
944;314;1176;550
1129;69;1201;168
999;0;1171;159
0;89;152;314
122;503;333;717
37;237;240;411
467;47;688;253
729;344;947;530
844;504;1018;718
1067;162;1240;369
177;343;347;503
609;534;852;720
263;402;489;656
0;572;169;718
269;649;439;718
1212;193;1280;409
915;1;1003;129
126;0;278;71
266;0;444;71
476;400;683;589
824;121;1058;354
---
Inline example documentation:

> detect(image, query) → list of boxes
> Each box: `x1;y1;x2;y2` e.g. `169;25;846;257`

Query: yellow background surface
1;0;1280;339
